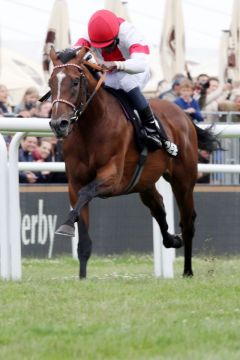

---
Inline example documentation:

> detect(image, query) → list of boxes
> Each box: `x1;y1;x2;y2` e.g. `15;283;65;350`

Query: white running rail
1;119;240;280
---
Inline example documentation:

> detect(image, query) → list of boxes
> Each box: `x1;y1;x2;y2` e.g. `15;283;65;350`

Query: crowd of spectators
158;73;240;184
159;72;240;123
0;84;67;184
2;72;240;185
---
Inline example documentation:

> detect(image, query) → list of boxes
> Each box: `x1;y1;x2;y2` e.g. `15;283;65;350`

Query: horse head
49;46;93;138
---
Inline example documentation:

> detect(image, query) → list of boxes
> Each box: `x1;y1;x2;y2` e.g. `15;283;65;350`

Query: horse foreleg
56;179;102;236
139;186;183;249
77;205;92;279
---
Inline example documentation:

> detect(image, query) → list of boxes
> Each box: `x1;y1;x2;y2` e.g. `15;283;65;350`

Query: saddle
104;86;169;154
104;86;146;152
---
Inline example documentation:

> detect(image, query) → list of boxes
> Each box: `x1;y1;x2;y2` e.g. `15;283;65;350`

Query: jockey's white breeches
104;68;151;92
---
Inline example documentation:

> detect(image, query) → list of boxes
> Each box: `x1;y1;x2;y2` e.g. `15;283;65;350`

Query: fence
201;112;240;185
201;111;240;123
1;119;240;281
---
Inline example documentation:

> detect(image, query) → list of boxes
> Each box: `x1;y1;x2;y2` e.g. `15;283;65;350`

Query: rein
51;62;106;122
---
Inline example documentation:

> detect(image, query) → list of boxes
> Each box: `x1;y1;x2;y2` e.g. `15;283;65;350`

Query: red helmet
88;10;120;48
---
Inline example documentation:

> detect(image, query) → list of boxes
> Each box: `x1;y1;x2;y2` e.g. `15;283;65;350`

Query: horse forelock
56;46;87;65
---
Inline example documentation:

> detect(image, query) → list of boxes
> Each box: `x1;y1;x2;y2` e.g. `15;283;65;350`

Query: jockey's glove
98;61;118;72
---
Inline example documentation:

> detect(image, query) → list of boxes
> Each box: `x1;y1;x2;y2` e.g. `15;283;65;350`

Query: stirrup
163;140;178;157
143;131;163;151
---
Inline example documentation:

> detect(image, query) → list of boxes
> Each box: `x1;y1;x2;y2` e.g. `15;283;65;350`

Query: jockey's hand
98;61;117;72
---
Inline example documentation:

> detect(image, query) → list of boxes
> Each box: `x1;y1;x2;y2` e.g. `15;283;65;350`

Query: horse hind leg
171;181;196;277
139;186;183;249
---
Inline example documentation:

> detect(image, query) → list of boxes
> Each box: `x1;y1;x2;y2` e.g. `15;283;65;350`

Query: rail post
8;132;25;281
153;178;175;278
0;134;10;280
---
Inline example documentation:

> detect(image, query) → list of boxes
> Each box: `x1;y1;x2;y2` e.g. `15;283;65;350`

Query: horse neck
81;86;110;128
83;65;116;119
76;68;118;134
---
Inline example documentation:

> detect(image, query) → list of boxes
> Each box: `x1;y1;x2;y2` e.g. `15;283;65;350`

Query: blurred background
0;0;237;102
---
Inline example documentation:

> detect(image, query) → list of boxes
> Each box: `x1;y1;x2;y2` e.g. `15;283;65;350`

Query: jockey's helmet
88;10;120;48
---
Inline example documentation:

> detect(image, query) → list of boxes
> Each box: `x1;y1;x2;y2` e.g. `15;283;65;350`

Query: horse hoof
173;234;183;248
55;224;75;237
79;275;87;280
183;270;193;277
163;233;183;248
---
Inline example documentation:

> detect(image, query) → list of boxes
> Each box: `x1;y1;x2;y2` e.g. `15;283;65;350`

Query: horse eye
73;78;80;86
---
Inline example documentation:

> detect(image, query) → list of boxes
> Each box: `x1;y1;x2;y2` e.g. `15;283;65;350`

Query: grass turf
0;255;240;360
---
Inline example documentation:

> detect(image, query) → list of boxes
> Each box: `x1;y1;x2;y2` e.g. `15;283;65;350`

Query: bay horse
48;46;219;279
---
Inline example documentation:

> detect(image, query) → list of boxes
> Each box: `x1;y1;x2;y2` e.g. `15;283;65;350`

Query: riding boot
139;105;178;157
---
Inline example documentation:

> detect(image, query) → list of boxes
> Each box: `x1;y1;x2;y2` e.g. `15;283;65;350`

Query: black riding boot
139;105;178;157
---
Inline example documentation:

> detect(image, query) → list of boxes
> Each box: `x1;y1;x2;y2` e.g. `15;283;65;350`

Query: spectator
36;101;52;118
218;90;240;122
159;79;182;102
0;84;14;147
35;99;66;183
14;87;39;118
19;136;39;183
32;136;68;183
32;138;53;182
49;138;68;183
0;84;13;116
193;73;210;110
32;138;52;162
201;77;232;123
174;79;204;122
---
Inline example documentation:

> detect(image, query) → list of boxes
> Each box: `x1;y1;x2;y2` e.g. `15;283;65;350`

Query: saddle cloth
104;85;146;152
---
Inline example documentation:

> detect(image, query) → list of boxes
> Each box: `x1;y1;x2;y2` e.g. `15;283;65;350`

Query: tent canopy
0;47;45;104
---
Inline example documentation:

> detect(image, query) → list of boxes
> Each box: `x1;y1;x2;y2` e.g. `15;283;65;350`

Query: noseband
52;62;106;123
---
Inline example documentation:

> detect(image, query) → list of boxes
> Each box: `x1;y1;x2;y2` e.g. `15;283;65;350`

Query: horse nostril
60;120;69;130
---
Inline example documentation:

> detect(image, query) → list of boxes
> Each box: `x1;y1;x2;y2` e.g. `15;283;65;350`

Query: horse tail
193;123;222;152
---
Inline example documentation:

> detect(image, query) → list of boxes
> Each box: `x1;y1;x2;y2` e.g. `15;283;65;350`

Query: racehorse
48;46;219;279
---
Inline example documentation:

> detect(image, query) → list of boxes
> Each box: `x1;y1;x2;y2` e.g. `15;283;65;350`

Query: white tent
43;0;71;82
160;0;185;82
229;0;240;81
143;46;163;96
219;30;231;83
186;58;219;79
104;0;131;21
0;47;45;105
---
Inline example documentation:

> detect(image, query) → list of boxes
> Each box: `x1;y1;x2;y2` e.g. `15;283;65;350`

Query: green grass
0;255;240;360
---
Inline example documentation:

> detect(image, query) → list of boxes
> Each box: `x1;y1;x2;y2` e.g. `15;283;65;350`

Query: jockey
74;9;178;157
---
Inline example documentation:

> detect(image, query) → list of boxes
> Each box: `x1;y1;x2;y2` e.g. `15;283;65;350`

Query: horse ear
49;46;58;63
76;46;88;61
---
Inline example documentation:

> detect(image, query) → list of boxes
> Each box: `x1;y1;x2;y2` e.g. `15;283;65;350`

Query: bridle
51;61;106;123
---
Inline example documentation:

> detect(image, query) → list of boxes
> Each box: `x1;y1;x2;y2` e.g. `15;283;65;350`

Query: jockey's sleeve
115;52;149;74
116;21;150;74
